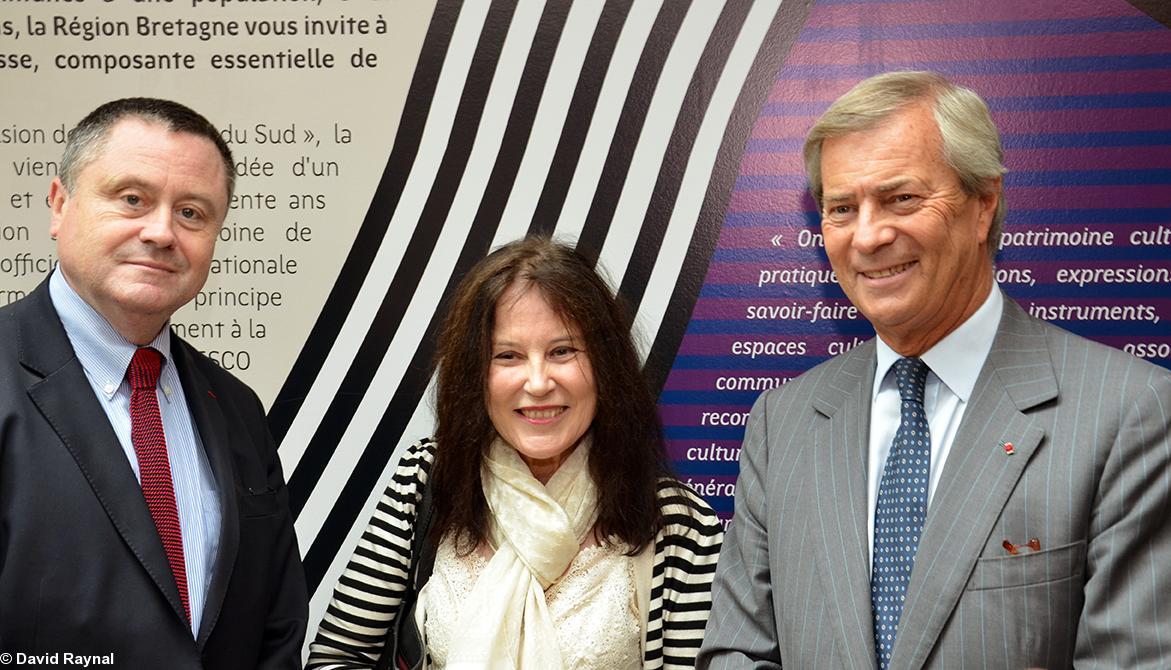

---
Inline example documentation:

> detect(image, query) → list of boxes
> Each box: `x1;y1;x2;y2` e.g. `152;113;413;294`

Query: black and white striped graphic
267;0;809;624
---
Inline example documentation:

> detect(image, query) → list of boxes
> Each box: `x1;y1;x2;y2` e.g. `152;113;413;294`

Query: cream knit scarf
444;436;597;669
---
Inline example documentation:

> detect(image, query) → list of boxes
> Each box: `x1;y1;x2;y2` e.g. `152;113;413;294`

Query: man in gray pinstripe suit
697;71;1171;669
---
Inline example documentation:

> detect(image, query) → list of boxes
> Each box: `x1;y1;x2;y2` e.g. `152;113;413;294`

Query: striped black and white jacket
307;439;724;669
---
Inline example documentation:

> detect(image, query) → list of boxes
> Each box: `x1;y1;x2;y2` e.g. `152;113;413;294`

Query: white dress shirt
49;269;221;637
866;283;1003;566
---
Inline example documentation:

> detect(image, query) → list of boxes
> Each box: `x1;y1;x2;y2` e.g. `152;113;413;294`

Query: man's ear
48;177;68;238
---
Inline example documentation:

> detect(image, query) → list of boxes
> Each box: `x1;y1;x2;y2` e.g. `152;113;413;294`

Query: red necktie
127;347;190;623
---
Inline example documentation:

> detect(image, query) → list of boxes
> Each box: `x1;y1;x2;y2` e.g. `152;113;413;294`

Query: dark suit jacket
698;296;1171;669
0;280;308;668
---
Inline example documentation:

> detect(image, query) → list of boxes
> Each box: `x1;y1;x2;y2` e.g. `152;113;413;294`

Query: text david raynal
6;652;114;666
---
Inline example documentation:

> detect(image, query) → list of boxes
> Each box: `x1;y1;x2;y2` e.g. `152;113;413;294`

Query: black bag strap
375;472;437;670
411;475;438;591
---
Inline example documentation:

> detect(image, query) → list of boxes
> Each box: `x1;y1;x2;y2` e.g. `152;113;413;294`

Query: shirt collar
49;269;173;399
873;283;1003;402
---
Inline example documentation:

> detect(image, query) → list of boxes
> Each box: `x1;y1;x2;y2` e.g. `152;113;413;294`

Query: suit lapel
893;298;1058;669
17;283;188;625
171;341;240;648
810;340;880;669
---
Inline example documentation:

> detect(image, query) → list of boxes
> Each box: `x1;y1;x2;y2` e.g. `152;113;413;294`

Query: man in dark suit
698;71;1171;668
0;99;307;668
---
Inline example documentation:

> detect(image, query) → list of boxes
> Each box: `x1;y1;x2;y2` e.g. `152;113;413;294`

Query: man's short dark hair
59;98;235;200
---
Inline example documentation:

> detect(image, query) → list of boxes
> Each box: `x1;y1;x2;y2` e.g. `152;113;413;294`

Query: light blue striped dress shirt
49;269;221;637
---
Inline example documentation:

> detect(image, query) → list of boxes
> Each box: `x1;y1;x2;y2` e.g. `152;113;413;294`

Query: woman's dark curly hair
428;236;669;554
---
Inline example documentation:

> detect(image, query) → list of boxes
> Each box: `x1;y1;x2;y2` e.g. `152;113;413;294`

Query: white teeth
863;261;914;279
521;407;564;420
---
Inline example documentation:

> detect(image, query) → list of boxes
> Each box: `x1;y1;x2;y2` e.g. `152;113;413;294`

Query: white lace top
418;538;642;669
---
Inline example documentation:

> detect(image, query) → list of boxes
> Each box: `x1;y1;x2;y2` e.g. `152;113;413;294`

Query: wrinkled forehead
89;118;231;198
103;122;229;204
820;106;950;189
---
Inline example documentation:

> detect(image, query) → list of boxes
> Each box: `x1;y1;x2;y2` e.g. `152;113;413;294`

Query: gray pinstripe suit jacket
697;296;1171;669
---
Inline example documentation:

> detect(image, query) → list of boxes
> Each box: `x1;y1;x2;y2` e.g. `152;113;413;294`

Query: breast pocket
965;539;1086;591
237;487;279;518
956;540;1086;667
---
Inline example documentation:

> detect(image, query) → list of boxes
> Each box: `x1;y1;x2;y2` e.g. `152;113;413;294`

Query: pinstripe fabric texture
307;439;724;669
698;295;1171;669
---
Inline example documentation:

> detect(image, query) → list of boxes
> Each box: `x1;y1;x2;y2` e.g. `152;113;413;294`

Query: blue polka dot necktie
871;357;931;670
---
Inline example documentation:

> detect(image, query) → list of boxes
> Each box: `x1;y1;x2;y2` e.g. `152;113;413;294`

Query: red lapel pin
1001;441;1015;456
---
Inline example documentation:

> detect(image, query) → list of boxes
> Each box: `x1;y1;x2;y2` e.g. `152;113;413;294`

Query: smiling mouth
127;260;174;272
517;407;566;420
861;261;915;279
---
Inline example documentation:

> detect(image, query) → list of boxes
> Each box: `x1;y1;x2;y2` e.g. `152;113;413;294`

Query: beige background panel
0;0;438;405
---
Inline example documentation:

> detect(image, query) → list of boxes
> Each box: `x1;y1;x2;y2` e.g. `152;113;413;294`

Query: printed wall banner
2;0;1168;646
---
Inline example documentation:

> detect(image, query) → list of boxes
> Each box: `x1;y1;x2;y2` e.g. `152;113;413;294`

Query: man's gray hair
803;71;1007;258
58;97;235;202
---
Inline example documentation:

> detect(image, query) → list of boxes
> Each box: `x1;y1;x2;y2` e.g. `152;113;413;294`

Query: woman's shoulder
654;478;724;548
393;437;439;482
402;437;439;464
375;438;439;514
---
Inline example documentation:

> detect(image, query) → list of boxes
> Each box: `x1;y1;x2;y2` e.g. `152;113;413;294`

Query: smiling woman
486;283;597;485
307;236;724;670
